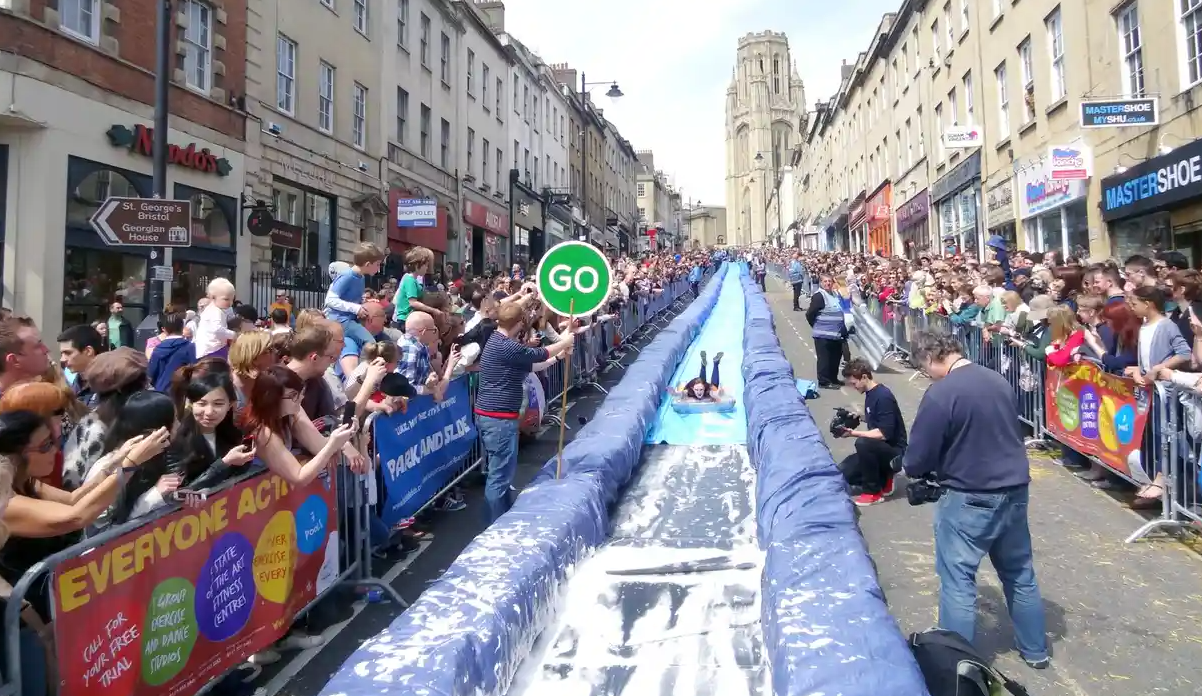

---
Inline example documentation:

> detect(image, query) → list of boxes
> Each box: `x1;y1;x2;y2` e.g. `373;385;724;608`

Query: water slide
318;262;929;696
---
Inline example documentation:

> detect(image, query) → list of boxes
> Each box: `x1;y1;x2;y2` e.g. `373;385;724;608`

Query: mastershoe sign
1101;137;1202;222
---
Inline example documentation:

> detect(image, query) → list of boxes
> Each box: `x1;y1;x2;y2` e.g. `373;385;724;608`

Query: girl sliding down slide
670;352;736;413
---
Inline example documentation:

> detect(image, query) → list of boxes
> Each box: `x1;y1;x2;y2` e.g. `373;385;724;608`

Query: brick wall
1;0;246;139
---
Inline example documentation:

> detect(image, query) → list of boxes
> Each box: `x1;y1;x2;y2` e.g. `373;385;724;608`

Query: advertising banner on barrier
376;378;477;525
52;471;340;696
1044;362;1151;475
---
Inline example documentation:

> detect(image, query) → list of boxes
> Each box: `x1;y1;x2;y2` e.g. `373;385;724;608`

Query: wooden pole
555;298;576;479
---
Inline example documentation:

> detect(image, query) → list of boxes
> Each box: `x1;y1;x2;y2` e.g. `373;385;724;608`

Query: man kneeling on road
836;358;907;506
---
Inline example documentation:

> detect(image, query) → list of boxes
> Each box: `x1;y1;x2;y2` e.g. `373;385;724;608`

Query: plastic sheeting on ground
318;264;730;696
739;271;930;696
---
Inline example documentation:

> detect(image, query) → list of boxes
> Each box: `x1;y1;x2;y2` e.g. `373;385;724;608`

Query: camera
829;407;861;438
906;475;944;506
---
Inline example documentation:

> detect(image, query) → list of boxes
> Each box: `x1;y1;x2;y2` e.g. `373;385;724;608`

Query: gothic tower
725;31;807;246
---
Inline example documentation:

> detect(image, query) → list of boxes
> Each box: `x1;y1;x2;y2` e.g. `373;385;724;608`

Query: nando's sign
106;124;232;177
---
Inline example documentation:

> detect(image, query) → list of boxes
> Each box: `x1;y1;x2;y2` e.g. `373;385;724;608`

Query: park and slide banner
1044;361;1151;476
52;470;340;696
375;377;477;526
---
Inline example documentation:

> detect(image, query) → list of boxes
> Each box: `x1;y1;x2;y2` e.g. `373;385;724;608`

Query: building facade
1;0;248;340
686;205;729;248
725;31;807;246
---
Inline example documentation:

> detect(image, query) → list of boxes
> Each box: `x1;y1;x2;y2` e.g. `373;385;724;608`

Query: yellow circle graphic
253;510;296;604
1098;396;1120;452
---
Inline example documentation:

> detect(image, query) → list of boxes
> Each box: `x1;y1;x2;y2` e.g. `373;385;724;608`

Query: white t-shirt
1138;318;1159;373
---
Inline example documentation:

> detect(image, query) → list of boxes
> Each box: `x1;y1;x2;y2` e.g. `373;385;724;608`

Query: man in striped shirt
475;301;575;523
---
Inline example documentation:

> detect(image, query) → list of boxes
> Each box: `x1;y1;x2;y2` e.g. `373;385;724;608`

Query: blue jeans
340;318;378;349
477;415;519;524
933;486;1049;661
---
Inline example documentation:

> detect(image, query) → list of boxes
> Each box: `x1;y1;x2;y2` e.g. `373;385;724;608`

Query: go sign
536;241;614;317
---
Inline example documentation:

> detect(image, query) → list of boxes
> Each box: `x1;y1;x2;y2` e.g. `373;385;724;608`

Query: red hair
1101;301;1140;352
240;365;304;439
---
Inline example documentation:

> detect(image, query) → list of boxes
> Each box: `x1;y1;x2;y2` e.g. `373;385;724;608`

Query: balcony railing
387;142;457;193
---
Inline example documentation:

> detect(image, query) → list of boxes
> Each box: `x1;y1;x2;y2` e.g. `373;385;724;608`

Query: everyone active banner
1044;362;1151;476
375;377;478;526
52;470;340;696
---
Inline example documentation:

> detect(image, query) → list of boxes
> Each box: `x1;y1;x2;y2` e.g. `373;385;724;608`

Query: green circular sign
536;241;613;317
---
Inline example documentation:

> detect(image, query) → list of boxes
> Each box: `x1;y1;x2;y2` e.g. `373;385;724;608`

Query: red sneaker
882;476;896;497
854;492;884;507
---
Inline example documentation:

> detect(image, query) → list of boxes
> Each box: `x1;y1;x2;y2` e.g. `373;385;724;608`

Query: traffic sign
89;197;192;247
536;241;613;317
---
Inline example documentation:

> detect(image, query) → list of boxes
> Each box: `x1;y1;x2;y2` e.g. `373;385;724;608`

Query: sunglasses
30;436;56;454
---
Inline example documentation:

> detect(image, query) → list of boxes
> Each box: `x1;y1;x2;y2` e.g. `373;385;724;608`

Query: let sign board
536;241;613;317
90;197;193;247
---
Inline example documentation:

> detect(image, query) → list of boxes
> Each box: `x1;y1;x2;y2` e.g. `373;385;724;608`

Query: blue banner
375;378;478;525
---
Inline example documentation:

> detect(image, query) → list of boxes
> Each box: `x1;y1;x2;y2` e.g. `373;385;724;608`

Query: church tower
725;32;807;246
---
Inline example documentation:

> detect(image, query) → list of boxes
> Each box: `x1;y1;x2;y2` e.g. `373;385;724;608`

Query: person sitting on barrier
672;351;725;403
836;359;908;507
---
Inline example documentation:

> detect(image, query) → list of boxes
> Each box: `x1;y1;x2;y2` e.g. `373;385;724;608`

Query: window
637;183;646;197
773;56;781;93
523;85;530;122
533;95;539;130
466;49;475;95
931;20;941;61
179;1;215;94
496;148;503;194
902;44;909;77
482;65;490;109
398;0;408;48
60;0;100;43
496;77;503;114
905;119;913;167
440;33;450;84
896;129;903;173
1184;0;1202;85
321;0;333;9
912;26;921;72
935;103;945;161
353;0;367;34
467;128;475;176
1019;38;1035;121
944;4;954;49
963;71;974;123
276;35;296;114
396;88;408;144
960;0;969;33
992;0;1003;18
420;13;430;68
949;88;958;124
1118;4;1145;97
318;62;334;133
1046;9;1066;100
482;139;490;186
996;62;1010;138
440;119;450;168
420;104;431;158
513;75;520;115
513;139;519;169
560;115;565;140
352;83;367;149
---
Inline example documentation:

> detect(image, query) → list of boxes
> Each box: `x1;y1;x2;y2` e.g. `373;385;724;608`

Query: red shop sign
463;199;509;237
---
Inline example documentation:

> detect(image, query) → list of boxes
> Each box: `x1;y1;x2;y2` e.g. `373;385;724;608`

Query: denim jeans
0;627;48;696
340;318;378;350
477;415;519;524
933;486;1049;661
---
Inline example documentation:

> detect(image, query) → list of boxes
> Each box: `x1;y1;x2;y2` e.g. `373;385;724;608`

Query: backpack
909;629;1030;696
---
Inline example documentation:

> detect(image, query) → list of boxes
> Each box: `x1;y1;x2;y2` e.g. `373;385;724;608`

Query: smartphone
340;401;356;427
241;434;255;451
173;489;207;503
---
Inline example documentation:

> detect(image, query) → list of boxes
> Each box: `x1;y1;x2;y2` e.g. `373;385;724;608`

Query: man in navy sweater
904;331;1050;669
837;358;907;506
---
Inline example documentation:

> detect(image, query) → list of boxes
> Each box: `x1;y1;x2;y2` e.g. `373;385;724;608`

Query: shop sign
1101;135;1202;222
463;199;509;236
106;124;232;177
986;178;1016;228
848;191;868;228
396;198;438;227
867;185;892;224
271;227;303;250
545;218;567;242
895;190;930;229
1017;157;1087;219
1080;98;1159;128
89;197;192;247
930;151;981;202
512;189;544;232
1048;144;1093;181
943;125;983;149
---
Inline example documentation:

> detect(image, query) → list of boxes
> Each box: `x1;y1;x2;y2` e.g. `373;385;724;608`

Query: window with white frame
1184;0;1202;86
466;50;475;95
996;62;1010;138
949;88;958;124
992;0;1003;18
441;119;450;168
931;20;941;61
1117;4;1145;97
944;4;954;51
396;88;408;145
398;0;408;48
513;75;520;115
1046;9;1066;100
896;130;903;174
440;33;450;83
1018;38;1035;121
905;119;913;167
181;0;213;93
419;14;430;67
318;62;334;133
963;71;974;123
496;148;503;192
482;139;490;186
912;27;921;72
352;83;367;149
353;0;367;34
420;104;431;158
961;0;969;31
467;128;475;176
496;77;503;114
276;35;296;114
482;65;490;109
935;103;945;160
60;0;101;43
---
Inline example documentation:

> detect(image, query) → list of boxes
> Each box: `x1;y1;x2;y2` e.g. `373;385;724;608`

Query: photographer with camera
833;358;907;507
904;331;1050;670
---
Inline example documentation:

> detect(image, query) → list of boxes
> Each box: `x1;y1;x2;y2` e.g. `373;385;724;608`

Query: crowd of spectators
0;242;706;696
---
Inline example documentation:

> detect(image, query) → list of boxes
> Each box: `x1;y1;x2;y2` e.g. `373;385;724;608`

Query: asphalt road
761;273;1202;696
259;295;701;696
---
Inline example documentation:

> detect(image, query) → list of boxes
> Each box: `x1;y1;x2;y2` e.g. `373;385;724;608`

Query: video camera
829;407;861;438
906;475;944;506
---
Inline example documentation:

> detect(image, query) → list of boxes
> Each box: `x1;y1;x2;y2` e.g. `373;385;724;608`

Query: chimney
475;0;505;32
551;63;579;92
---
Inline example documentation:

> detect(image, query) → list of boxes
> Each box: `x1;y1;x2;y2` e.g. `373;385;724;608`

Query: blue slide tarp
318;265;729;696
739;272;930;696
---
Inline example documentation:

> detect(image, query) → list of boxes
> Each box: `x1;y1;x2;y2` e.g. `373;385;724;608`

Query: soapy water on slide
508;270;767;696
644;266;748;446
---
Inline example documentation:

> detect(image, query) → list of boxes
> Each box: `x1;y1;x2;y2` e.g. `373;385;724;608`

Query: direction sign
536;241;613;317
89;197;192;247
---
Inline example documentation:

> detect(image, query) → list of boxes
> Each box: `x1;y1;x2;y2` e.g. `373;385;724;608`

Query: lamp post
578;73;623;248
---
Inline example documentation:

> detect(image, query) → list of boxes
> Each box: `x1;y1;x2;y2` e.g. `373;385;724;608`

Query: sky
502;0;901;208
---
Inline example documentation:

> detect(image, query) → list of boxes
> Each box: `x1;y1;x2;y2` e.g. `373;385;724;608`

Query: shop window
63;248;148;329
1040;212;1063;254
66;161;148;229
170;261;233;311
1111;213;1171;261
174;185;235;249
1064;200;1090;260
270;181;334;271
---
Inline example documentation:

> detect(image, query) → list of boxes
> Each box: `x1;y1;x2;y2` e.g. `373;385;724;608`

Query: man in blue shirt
787;252;806;311
688;261;703;298
904;331;1049;670
837;358;906;506
325;242;385;350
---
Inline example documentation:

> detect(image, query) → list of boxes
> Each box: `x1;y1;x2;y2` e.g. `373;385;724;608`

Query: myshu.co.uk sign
1101;136;1202;222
